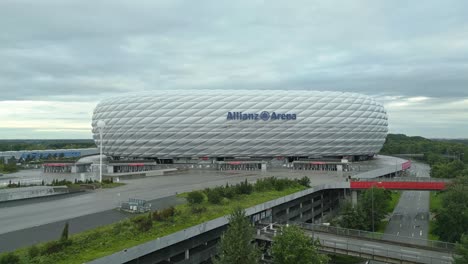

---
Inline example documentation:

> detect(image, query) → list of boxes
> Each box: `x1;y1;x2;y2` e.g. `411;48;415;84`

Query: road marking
420;230;422;236
412;233;414;237
400;224;402;228
397;232;399;236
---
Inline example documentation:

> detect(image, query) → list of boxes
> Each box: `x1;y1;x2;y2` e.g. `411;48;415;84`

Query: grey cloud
0;0;468;138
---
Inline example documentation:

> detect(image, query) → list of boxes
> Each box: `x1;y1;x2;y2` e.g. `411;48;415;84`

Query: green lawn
3;185;305;264
101;182;126;188
430;191;442;211
429;191;442;241
387;191;402;213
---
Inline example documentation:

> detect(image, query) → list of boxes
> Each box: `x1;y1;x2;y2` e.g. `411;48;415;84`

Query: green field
428;191;442;240
2;183;306;264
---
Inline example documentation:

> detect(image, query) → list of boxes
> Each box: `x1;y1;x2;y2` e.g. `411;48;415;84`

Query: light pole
371;185;375;233
97;120;106;183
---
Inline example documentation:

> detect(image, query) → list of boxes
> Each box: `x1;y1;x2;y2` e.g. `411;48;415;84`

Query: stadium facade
92;90;388;165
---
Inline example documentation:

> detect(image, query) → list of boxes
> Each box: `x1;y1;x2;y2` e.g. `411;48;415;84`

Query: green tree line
0;140;95;151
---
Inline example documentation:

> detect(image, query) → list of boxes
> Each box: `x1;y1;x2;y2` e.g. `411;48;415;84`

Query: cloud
0;0;467;138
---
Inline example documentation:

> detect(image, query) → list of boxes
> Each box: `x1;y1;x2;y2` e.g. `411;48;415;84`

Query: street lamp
371;185;374;233
97;120;106;183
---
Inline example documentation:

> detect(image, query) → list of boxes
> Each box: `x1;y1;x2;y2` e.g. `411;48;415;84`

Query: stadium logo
260;111;270;121
226;111;297;121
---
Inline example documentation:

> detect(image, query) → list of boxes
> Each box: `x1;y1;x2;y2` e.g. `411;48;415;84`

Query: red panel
310;162;326;165
128;163;145;166
228;162;241;165
350;181;447;190
402;160;412;170
43;163;69;167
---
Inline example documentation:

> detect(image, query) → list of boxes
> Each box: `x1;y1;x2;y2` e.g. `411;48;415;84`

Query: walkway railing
289;221;456;251
256;230;453;264
354;177;452;183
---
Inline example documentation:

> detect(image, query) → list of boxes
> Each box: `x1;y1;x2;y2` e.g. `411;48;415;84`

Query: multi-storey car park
91;90;388;174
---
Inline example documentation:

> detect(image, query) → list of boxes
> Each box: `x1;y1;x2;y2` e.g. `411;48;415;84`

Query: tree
360;187;391;231
61;222;69;241
434;177;468;242
187;191;205;205
454;234;468;264
0;252;20;264
213;207;260;264
272;225;329;264
338;203;369;230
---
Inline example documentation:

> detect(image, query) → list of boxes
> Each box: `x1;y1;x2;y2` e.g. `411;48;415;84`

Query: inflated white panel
92;90;388;158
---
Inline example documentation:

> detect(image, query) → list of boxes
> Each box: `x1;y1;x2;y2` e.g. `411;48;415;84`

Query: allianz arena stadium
91;90;388;164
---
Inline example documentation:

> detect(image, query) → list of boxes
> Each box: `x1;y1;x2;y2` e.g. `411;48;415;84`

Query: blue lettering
226;111;296;121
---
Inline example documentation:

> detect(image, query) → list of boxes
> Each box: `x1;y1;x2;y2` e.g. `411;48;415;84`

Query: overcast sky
1;0;467;139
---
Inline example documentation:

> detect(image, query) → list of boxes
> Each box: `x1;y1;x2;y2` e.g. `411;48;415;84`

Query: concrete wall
0;186;69;202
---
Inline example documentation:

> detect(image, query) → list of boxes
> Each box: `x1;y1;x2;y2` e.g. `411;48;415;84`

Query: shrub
191;204;207;214
42;240;71;255
296;176;311;187
131;213;153;232
187;191;205;205
254;177;275;192
273;178;289;191
235;179;253;195
28;244;41;259
223;186;236;199
152;210;162;221
112;220;129;235
0;252;20;264
207;189;222;204
159;207;176;220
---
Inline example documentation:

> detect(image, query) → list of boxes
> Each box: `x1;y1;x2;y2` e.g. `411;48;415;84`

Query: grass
429;191;442;241
375;220;388;233
387;191;402;213
430;191;442;211
2;184;306;264
101;182;126;188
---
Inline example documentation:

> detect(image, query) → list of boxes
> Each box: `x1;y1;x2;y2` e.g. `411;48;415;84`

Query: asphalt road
383;161;431;245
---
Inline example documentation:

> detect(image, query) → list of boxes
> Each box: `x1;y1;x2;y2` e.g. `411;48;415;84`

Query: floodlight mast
97;120;106;183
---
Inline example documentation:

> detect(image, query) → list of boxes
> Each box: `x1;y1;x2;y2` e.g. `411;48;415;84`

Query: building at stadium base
91;90;388;173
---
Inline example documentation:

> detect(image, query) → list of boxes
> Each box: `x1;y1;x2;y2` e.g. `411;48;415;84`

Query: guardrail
318;237;452;264
354;177;452;183
289;221;456;251
256;230;453;264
